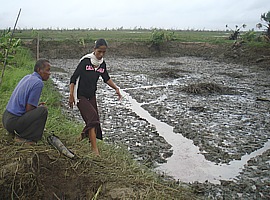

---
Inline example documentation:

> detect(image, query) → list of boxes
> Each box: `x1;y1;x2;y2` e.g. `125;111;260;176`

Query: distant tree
256;11;270;41
226;24;246;40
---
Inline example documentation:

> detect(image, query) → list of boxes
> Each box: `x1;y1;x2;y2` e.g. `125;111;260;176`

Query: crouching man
2;59;51;144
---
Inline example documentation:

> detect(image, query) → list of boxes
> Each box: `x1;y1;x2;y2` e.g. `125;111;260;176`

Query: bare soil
24;40;270;69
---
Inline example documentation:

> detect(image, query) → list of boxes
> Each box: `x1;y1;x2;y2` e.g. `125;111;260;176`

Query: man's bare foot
14;136;35;145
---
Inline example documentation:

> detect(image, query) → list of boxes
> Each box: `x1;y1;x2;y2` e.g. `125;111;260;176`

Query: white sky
0;0;269;30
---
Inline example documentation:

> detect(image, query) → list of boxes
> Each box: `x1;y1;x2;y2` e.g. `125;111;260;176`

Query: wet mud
51;55;270;199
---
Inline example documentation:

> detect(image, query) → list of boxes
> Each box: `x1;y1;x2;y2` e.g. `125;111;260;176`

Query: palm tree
256;11;270;41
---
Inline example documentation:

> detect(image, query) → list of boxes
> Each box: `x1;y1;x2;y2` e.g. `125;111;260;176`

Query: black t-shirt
70;58;110;99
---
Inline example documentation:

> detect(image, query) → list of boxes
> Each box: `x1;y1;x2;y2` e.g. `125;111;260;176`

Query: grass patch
12;29;234;43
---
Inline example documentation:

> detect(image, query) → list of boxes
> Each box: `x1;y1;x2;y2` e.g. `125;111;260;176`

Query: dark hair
94;38;108;49
34;59;50;72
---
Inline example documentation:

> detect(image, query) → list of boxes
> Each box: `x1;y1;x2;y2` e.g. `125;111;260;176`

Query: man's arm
25;104;36;112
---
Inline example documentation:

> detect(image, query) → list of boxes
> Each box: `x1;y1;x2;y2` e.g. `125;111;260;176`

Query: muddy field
23;40;270;199
49;51;270;199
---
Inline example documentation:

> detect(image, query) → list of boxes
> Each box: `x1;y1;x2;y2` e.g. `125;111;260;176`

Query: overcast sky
0;0;269;30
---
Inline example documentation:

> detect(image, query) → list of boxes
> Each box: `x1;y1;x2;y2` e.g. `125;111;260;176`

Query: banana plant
226;24;246;40
0;30;21;66
256;11;270;41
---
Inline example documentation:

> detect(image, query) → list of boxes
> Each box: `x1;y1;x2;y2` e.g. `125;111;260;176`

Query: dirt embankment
23;40;270;69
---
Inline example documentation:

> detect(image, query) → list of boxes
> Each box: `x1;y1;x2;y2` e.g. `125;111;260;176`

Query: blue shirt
6;72;44;116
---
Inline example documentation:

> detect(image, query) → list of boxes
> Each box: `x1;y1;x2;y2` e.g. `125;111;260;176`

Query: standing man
2;59;51;144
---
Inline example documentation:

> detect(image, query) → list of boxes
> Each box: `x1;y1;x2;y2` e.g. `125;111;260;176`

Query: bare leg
89;128;99;155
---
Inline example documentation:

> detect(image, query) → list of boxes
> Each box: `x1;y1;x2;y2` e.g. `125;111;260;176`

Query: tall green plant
256;11;270;41
0;30;21;67
225;24;246;40
241;31;257;42
150;29;175;45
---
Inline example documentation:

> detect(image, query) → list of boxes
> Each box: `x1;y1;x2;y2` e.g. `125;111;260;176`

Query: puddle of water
121;89;270;184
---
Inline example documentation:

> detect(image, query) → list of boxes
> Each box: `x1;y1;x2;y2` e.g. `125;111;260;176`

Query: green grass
11;29;232;43
0;48;33;108
13;29;153;42
3;28;268;48
2;28;269;48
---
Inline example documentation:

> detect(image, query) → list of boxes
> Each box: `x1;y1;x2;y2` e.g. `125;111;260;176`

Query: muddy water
50;57;270;186
121;89;270;184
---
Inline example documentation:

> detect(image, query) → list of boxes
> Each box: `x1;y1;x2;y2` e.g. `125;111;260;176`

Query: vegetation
150;29;176;45
9;28;270;50
225;24;246;40
0;30;21;64
0;29;21;84
257;10;270;41
0;36;197;199
238;11;270;44
11;28;234;44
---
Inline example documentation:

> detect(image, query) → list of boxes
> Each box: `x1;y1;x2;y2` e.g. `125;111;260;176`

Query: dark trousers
77;96;102;140
2;107;48;142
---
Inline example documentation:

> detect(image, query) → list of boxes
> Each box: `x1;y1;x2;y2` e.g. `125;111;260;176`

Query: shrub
150;29;175;45
241;31;257;42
